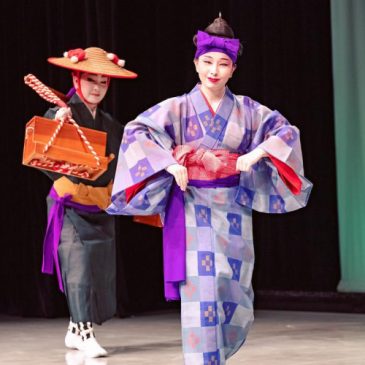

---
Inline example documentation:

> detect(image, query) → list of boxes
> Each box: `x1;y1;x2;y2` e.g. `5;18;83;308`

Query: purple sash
162;175;240;300
42;187;101;292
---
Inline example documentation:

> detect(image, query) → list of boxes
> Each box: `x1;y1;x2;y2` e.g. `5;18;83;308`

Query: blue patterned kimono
107;85;312;364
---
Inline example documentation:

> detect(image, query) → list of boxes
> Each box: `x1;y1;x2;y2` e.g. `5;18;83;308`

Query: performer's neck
76;92;98;118
199;85;225;112
85;103;97;118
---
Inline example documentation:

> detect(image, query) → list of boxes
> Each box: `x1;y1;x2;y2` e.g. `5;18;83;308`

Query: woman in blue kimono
108;16;312;364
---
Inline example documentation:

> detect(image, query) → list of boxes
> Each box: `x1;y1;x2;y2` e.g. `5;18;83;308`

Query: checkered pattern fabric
107;84;312;364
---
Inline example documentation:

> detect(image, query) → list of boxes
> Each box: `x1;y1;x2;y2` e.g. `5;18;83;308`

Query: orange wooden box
23;116;112;180
133;214;163;228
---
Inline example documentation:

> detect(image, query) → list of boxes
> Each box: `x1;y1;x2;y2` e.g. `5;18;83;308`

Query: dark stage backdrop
0;0;338;317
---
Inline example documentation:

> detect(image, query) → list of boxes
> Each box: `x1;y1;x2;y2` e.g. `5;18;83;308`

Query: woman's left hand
166;163;188;191
55;107;72;121
236;148;268;172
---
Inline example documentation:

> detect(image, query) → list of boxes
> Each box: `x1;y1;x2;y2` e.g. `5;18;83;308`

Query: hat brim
47;47;138;79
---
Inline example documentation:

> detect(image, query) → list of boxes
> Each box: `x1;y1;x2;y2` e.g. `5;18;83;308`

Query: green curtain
331;0;365;292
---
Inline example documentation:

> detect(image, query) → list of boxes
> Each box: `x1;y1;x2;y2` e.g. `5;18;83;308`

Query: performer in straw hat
42;47;137;358
107;15;312;364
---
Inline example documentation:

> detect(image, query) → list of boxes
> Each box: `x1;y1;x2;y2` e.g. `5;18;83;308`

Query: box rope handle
24;74;100;167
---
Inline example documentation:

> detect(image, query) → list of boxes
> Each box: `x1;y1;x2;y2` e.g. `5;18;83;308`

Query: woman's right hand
166;164;188;191
236;148;267;172
55;107;72;121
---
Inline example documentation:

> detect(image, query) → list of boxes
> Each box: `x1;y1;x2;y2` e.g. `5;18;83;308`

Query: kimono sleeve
107;97;185;216
235;99;312;213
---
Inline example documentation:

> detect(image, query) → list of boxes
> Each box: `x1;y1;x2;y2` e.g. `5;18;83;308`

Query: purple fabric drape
162;175;240;300
41;187;101;292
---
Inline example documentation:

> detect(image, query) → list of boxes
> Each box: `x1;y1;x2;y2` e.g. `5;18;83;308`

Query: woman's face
194;52;236;93
73;73;110;107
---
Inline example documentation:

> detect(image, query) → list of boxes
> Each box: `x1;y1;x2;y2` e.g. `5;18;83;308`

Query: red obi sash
125;146;302;301
173;145;240;180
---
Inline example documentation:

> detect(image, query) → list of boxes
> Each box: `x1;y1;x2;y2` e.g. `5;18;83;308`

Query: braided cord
43;116;101;167
24;74;67;108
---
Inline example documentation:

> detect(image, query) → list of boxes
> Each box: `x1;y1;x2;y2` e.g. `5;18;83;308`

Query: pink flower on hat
63;48;87;63
107;52;125;68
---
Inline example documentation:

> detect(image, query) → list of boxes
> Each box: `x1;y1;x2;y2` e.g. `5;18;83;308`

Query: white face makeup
194;52;236;95
73;73;110;108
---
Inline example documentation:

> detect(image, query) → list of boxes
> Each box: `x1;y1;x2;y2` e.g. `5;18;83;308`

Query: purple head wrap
194;30;240;63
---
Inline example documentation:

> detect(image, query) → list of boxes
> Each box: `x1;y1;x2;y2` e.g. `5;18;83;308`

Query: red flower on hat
107;52;125;68
63;48;86;63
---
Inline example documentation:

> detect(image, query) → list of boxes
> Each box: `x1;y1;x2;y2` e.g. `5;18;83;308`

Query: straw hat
48;47;137;79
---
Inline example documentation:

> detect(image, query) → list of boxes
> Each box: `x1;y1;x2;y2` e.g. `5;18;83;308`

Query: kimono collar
189;84;235;149
189;84;234;115
68;93;101;127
